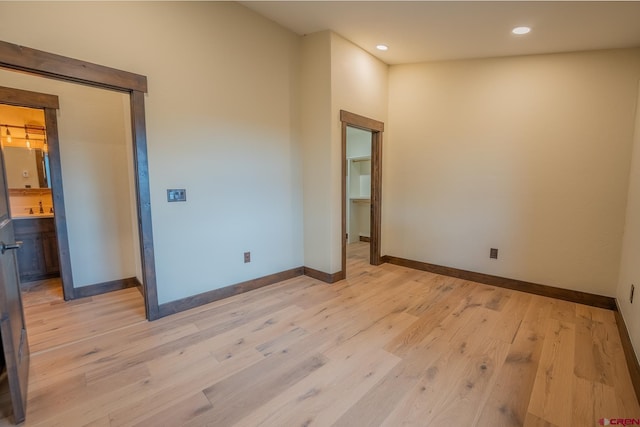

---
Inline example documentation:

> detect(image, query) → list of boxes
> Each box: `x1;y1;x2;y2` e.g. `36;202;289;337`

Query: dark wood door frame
340;110;384;275
0;137;30;424
0;87;75;302
0;40;159;320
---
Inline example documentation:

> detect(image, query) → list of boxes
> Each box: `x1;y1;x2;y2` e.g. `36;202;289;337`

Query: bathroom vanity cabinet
13;217;59;282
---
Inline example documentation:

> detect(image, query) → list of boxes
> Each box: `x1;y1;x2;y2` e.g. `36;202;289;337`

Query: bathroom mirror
1;103;50;189
3;146;50;189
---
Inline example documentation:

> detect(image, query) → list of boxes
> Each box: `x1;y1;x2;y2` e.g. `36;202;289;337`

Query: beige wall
2;3;639;331
300;31;388;273
4;147;40;190
617;82;640;357
0;69;139;288
121;96;143;283
329;32;388;272
385;48;640;296
0;2;303;303
300;31;333;273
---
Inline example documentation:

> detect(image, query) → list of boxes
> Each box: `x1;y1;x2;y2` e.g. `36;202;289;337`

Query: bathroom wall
4;148;40;190
0;69;139;288
0;104;47;191
8;190;53;218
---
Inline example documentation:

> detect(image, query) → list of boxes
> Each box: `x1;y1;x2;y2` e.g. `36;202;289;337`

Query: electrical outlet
631;284;635;304
490;248;498;259
244;252;251;263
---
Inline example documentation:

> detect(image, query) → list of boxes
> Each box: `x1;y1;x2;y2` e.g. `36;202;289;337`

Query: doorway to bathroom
0;39;158;320
0;103;64;303
0;82;143;310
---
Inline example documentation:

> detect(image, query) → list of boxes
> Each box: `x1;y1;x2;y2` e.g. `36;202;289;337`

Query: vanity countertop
12;214;55;220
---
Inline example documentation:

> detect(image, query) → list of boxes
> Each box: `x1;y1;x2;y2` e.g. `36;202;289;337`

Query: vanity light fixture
376;44;389;51
512;26;531;35
0;123;47;148
24;126;31;150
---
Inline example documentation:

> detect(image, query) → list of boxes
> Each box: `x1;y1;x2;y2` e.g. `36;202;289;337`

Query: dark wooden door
0;147;30;424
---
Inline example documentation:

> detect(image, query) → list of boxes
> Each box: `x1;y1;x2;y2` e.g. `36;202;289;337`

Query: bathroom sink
12;213;54;219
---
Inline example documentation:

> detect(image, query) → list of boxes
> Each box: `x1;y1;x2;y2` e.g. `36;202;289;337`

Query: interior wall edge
615;299;640;404
303;266;345;284
72;277;139;299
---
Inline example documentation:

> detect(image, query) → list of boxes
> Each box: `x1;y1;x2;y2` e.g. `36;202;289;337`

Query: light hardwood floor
0;242;638;426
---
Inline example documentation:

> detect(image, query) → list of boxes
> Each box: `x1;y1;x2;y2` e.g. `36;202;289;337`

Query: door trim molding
43;106;74;301
0;87;75;301
0;40;159;320
0;41;147;93
0;86;59;109
340;110;384;275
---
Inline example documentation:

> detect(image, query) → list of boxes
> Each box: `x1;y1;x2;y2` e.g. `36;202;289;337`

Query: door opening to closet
346;126;372;267
340;110;384;279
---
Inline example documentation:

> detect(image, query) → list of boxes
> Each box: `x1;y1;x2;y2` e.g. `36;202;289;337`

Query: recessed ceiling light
512;26;531;35
376;44;389;51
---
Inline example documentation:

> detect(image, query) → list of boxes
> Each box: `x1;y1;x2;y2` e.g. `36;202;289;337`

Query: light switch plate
167;189;186;202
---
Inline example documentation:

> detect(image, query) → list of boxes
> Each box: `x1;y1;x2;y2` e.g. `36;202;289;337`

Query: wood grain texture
129;90;158;320
370;130;383;266
73;277;139;299
0;86;58;109
0;46;157;320
0;40;147;93
382;255;617;310
157;267;304;318
341;121;348;280
13;218;59;282
615;300;640;404
43;107;75;301
303;266;345;283
0;88;73;300
339;110;384;132
0;242;637;426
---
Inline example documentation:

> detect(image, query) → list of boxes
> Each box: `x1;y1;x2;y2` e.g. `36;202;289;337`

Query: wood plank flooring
0;242;638;426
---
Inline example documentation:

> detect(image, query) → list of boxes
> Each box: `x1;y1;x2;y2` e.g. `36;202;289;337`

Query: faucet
39;200;44;214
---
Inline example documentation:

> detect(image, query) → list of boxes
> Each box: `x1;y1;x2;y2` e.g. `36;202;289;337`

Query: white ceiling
241;1;640;64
